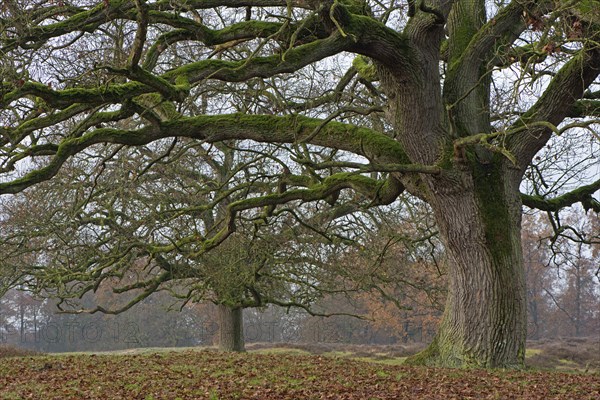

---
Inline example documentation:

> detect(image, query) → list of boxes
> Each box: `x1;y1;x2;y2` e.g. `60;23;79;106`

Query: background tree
333;202;446;343
522;214;555;340
3;130;422;352
1;163;445;352
1;0;599;368
545;212;600;337
0;287;213;352
522;211;600;339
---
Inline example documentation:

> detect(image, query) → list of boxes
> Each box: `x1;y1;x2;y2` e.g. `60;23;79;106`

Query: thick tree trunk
217;305;245;352
406;162;527;368
369;0;538;368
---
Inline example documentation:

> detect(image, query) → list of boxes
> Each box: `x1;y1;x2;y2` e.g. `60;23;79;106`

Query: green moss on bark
404;337;441;366
352;55;377;81
404;335;481;368
164;113;407;163
471;156;513;263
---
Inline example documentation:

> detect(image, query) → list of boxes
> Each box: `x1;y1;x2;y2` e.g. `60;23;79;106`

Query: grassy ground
1;342;599;399
245;338;600;373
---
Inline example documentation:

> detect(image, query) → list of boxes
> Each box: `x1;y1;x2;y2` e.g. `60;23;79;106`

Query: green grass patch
250;347;311;356
322;350;354;358
525;348;543;357
352;356;407;365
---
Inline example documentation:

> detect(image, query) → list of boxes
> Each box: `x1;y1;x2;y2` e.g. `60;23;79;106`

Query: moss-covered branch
457;0;543;65
2;104;91;146
0;113;413;195
1;31;353;111
58;271;171;315
1;1;289;53
509;44;600;167
568;99;600;118
0;80;148;109
521;179;600;213
189;170;404;256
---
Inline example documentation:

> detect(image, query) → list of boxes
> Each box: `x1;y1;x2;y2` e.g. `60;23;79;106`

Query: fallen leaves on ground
1;350;598;399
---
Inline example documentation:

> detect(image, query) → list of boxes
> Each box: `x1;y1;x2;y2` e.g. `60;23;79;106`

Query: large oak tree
1;0;599;367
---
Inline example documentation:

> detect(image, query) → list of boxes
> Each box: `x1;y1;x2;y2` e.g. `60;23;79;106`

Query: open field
248;338;600;373
1;341;599;399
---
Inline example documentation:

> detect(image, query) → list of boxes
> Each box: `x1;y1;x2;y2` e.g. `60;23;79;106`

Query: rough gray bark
373;1;600;368
217;305;245;352
404;164;527;367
